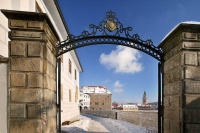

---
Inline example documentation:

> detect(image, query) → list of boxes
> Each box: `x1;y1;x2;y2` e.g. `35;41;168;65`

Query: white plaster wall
0;0;82;126
0;0;36;57
37;1;82;122
61;53;80;123
0;63;8;133
0;0;11;57
79;92;90;109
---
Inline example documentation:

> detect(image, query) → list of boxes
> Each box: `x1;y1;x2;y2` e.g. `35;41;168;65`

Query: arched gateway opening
56;11;163;133
3;8;200;133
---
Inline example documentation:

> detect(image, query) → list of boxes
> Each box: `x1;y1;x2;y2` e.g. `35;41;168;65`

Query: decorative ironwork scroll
57;11;163;61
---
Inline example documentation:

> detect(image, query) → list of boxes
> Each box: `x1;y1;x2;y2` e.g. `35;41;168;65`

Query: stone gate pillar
2;10;59;133
159;23;200;133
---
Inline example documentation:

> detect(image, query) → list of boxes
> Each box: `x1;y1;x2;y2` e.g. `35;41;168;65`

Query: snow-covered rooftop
81;86;112;94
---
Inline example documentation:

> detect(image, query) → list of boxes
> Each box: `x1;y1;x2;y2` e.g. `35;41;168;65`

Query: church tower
142;91;147;105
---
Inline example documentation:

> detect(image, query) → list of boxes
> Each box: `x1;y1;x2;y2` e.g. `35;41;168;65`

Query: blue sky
58;0;200;103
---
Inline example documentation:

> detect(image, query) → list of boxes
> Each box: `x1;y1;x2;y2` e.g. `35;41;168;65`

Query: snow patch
62;114;147;133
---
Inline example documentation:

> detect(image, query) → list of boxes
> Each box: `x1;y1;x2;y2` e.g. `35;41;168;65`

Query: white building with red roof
80;86;111;94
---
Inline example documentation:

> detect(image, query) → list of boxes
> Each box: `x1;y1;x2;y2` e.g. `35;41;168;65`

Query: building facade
123;104;138;111
79;92;90;110
81;86;112;110
0;0;82;132
142;91;147;105
138;105;151;110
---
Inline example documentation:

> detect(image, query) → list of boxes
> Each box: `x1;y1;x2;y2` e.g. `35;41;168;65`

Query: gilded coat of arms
105;20;117;32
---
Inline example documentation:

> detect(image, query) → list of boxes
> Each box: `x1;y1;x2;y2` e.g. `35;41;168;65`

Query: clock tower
142;91;147;105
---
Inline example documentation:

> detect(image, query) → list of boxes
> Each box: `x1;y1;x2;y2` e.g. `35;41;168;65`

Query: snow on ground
104;118;146;133
61;114;147;133
61;115;108;133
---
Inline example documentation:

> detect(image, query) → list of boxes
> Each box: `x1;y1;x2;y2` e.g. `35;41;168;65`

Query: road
82;114;122;133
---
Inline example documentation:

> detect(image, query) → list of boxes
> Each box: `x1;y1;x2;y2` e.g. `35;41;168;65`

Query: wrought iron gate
56;11;163;133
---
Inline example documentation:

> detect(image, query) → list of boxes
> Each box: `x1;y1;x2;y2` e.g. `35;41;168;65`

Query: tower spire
142;91;147;105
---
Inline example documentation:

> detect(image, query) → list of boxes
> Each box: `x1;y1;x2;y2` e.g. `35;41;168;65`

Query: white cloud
113;80;123;94
99;46;143;74
114;80;123;88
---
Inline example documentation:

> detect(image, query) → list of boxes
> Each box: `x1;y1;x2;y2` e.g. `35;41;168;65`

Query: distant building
123;104;138;111
138;105;151;110
80;86;111;94
148;102;158;110
79;92;90;110
138;91;152;110
142;91;147;105
112;102;118;109
81;86;112;110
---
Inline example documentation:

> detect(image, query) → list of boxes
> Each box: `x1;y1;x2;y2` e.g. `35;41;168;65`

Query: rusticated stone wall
2;10;59;133
159;23;200;133
81;110;158;131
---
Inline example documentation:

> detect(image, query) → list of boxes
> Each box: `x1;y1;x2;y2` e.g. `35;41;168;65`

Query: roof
81;86;112;94
45;0;83;72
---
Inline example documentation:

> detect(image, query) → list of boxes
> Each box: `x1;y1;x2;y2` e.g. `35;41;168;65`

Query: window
95;102;98;105
75;86;78;102
69;89;71;102
75;69;77;80
69;59;72;73
102;103;104;105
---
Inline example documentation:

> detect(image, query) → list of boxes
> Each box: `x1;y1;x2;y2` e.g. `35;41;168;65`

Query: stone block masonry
2;10;59;133
159;23;200;133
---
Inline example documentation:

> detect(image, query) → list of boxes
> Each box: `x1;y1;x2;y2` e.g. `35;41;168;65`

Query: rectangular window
69;89;71;102
69;59;72;73
95;102;98;105
75;86;78;102
75;69;77;80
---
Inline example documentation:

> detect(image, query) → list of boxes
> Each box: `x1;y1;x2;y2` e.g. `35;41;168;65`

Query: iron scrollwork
57;11;163;61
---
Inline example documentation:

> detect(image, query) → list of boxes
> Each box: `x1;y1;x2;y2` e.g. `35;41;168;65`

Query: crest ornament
105;20;118;32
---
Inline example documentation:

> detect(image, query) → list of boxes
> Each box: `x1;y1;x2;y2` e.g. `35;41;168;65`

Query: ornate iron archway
56;11;163;133
56;11;162;61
